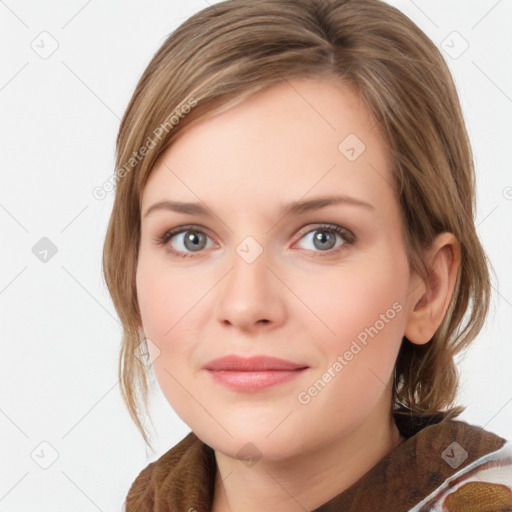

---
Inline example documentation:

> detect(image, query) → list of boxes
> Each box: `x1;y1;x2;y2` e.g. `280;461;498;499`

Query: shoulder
123;431;213;511
404;414;507;459
406;417;512;511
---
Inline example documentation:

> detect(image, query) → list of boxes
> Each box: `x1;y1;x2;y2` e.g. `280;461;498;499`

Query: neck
211;408;404;512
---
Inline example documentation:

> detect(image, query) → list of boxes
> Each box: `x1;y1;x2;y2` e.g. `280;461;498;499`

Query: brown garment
124;412;510;511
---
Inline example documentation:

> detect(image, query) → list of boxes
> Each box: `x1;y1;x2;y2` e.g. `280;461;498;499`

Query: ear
404;232;461;345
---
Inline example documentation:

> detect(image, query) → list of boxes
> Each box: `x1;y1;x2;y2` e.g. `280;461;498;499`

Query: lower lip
206;369;308;392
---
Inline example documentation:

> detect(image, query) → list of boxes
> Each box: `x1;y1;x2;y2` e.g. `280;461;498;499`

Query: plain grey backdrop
1;0;511;510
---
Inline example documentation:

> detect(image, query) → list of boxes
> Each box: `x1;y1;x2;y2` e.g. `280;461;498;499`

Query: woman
102;0;512;510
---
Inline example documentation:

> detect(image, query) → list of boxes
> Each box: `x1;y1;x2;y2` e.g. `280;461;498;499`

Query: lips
203;355;308;372
203;355;309;392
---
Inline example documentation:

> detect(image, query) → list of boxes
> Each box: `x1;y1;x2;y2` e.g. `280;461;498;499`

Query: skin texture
136;77;461;511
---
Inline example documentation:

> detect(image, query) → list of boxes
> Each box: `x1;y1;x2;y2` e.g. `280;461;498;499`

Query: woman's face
136;77;416;459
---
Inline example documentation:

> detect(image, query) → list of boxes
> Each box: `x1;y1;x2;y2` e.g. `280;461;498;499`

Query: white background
1;0;511;510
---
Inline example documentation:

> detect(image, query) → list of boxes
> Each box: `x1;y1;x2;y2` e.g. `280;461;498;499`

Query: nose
215;241;286;333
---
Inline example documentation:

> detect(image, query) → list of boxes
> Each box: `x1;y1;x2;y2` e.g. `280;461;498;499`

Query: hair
102;0;492;447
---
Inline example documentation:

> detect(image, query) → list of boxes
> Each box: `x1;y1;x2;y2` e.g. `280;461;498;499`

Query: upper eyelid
295;223;352;236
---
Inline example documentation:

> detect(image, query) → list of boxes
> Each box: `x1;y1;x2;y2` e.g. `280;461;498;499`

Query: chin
195;423;304;463
215;438;296;463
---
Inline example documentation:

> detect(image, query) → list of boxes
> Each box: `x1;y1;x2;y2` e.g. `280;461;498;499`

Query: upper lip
203;355;308;371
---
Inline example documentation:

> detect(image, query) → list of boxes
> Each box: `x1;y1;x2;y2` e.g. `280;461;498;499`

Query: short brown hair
102;0;492;446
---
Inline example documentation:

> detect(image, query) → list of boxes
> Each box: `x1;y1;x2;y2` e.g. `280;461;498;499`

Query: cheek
297;268;407;427
136;259;167;339
135;255;204;377
302;251;409;399
136;248;193;332
135;259;199;416
308;260;407;343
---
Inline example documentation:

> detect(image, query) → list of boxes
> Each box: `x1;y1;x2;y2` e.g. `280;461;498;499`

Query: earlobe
404;233;461;345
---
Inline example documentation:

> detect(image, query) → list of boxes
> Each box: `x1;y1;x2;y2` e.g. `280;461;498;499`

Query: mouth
203;355;309;392
203;354;308;372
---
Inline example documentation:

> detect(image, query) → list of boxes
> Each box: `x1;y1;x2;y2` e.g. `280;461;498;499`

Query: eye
153;223;355;258
293;224;355;257
153;225;215;258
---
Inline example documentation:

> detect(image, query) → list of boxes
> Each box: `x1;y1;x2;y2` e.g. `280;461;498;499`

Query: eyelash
153;224;356;259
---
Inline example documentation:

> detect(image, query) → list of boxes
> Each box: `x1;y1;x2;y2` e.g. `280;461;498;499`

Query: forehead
141;77;395;217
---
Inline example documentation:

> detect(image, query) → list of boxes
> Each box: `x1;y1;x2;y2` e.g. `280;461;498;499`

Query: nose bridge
227;233;270;296
216;232;282;327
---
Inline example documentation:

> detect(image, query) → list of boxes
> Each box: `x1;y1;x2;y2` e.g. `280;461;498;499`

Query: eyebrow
143;194;375;219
